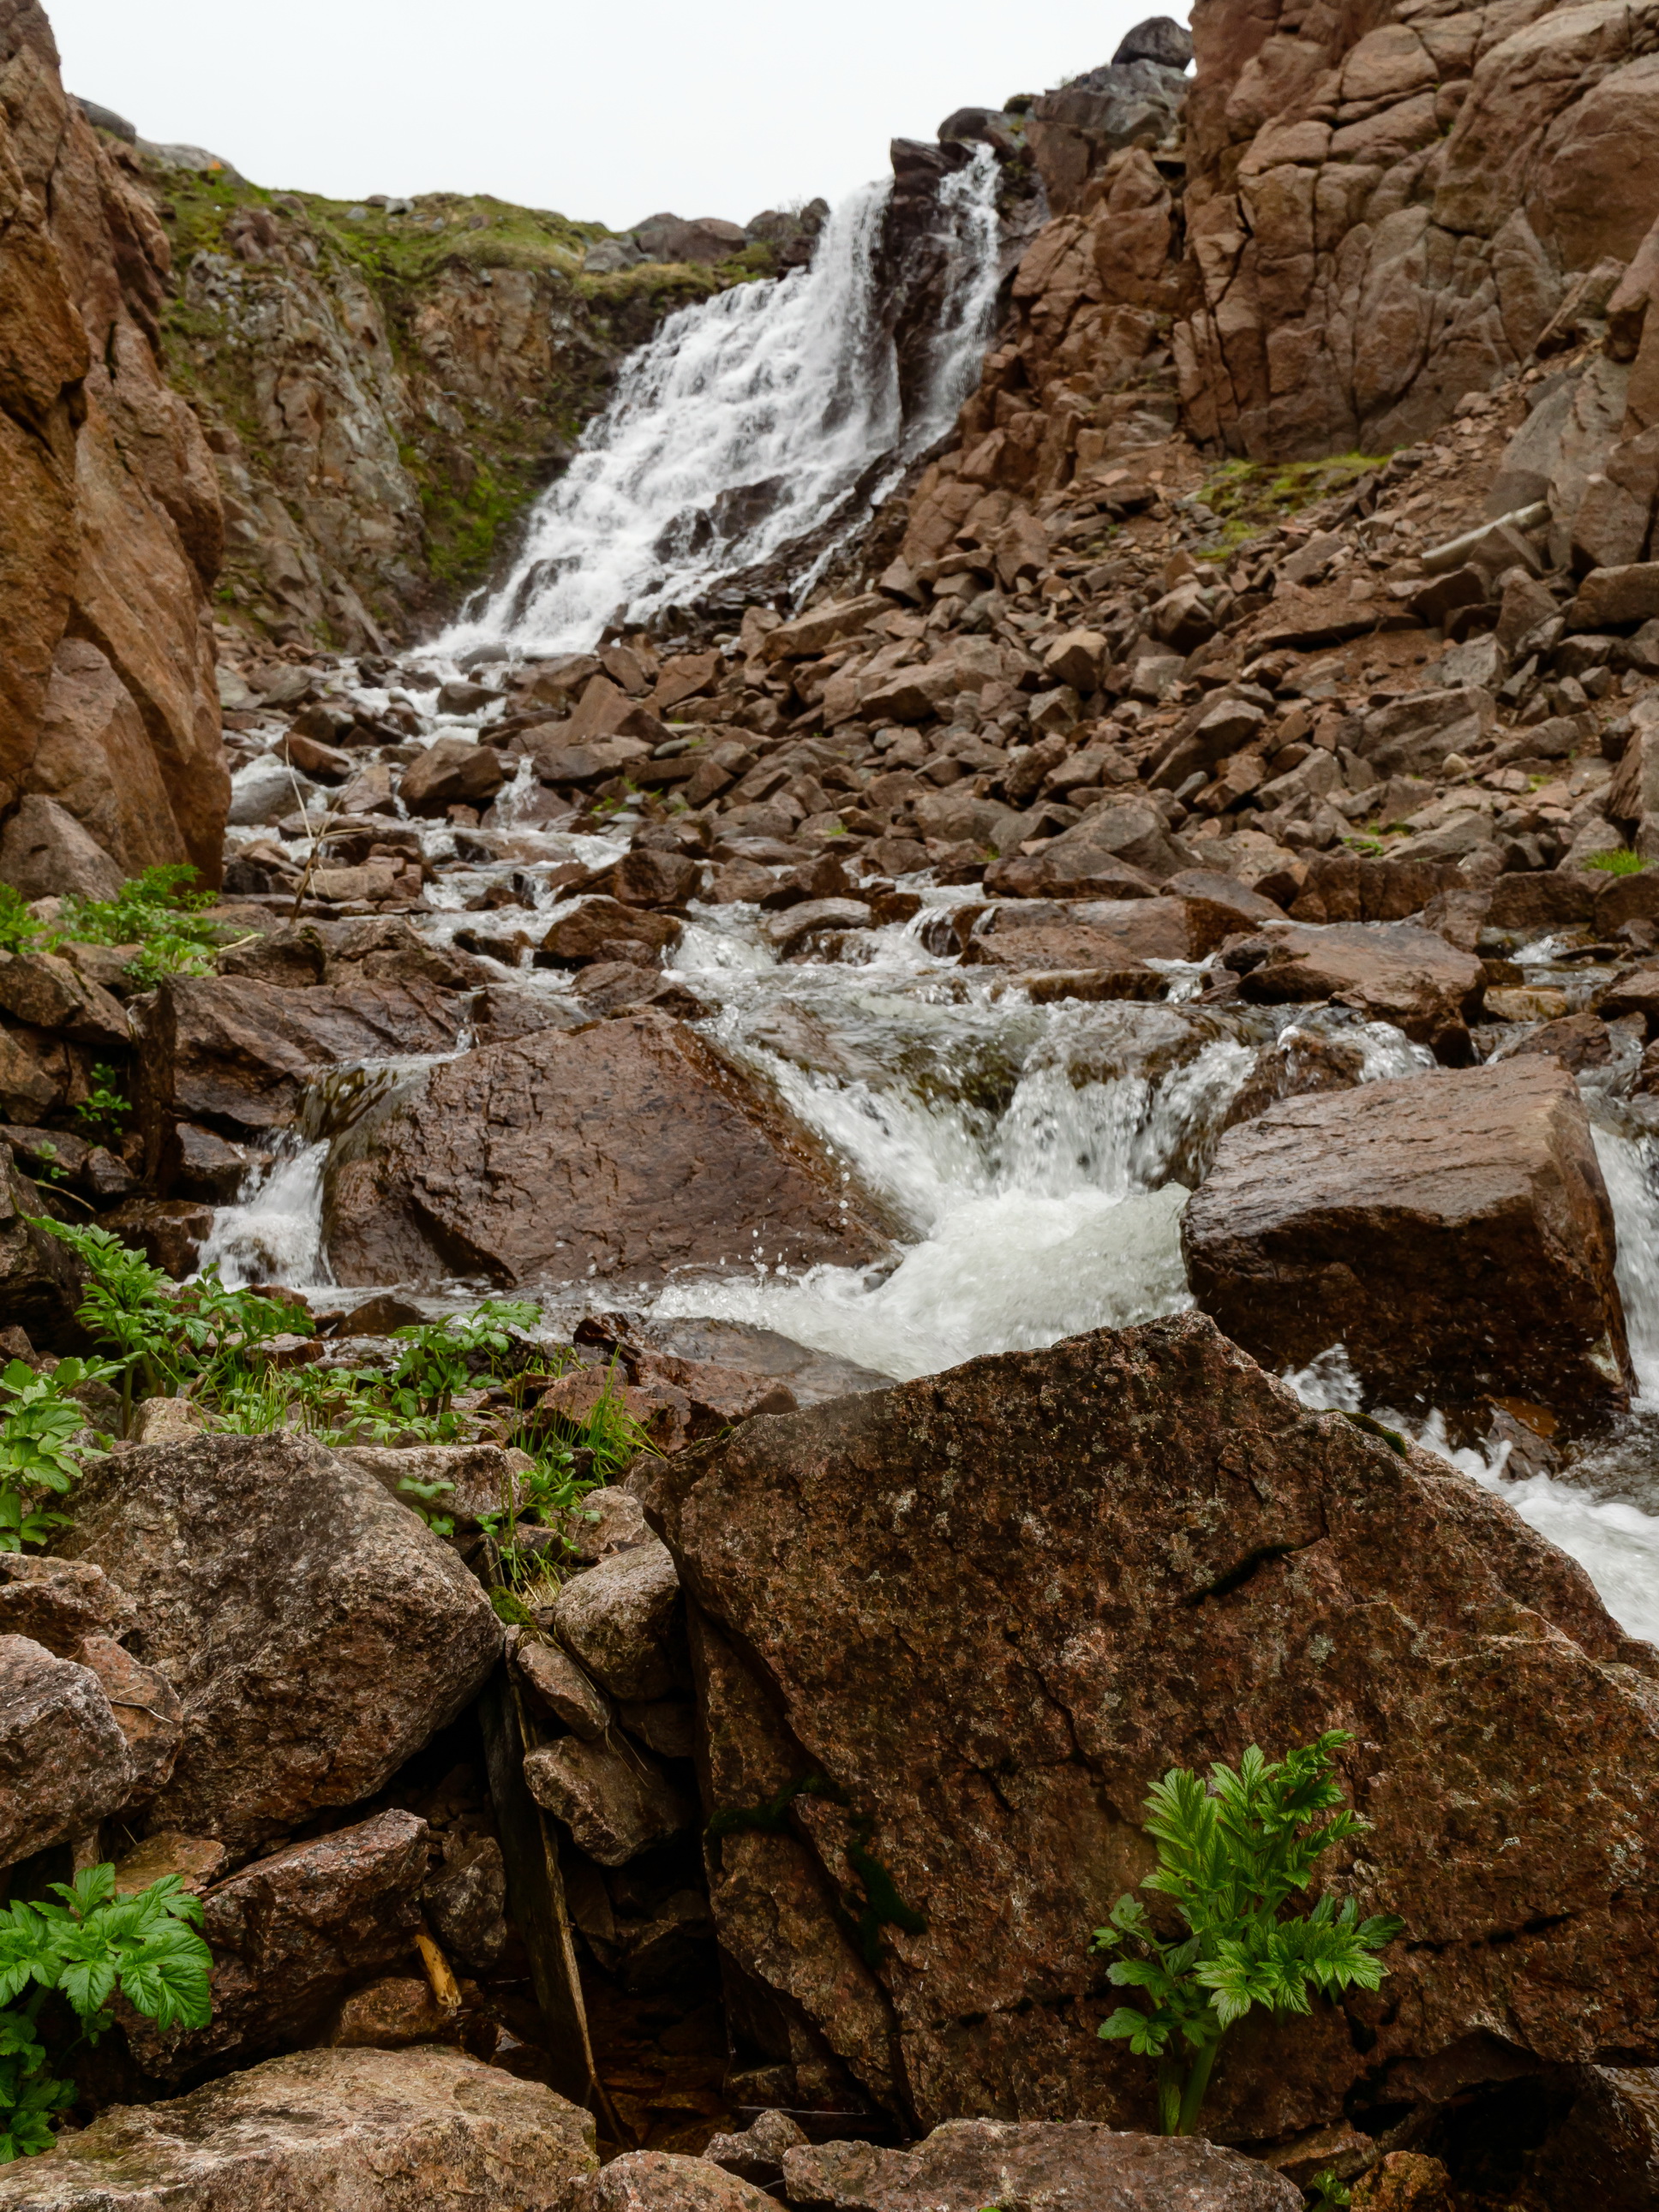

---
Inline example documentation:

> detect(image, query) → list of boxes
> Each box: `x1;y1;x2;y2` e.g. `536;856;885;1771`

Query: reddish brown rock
399;735;508;816
0;3;226;879
985;804;1189;894
135;972;472;1151
125;1809;433;2077
1225;922;1484;1061
57;1434;502;1850
1183;1058;1632;1421
0;2046;596;2212
575;2151;775;2212
325;1013;887;1288
0;1632;135;1868
0;1139;86;1346
539;896;683;966
637;1313;1659;2138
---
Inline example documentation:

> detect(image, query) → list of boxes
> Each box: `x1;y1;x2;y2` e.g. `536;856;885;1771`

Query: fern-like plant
1092;1731;1401;2137
0;1357;116;1551
0;1866;213;2161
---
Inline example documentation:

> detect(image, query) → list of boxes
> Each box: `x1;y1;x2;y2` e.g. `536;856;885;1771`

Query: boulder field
5;2;1659;2209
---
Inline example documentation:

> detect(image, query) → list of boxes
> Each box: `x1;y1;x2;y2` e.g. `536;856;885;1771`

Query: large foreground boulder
0;2045;596;2210
55;1436;501;1850
637;1314;1659;2140
1183;1058;1632;1423
326;1012;889;1287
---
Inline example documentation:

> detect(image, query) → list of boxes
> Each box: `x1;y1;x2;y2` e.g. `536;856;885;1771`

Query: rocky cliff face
0;0;225;881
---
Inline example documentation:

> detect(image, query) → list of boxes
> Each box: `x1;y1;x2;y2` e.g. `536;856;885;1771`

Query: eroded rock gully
8;1;1659;2207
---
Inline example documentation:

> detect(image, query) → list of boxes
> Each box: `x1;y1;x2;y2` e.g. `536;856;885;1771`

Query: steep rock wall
0;0;226;881
1176;0;1659;457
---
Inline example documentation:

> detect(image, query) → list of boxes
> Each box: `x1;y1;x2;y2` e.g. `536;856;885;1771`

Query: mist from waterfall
440;149;1003;655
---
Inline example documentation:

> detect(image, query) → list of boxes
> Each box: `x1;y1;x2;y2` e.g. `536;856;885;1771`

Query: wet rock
637;1312;1659;2138
0;2044;596;2211
400;735;509;816
571;960;713;1019
100;1197;213;1279
523;1736;695;1865
781;2121;1300;2211
0;794;123;902
553;1539;686;1701
126;1809;433;2077
1184;1057;1632;1421
1530;2066;1659;2211
0;948;129;1047
539;896;683;966
56;1434;501;1850
576;2151;776;2212
326;1013;886;1288
1225;923;1484;1062
422;1833;508;1970
766;897;873;953
137;974;471;1148
0;1634;135;1868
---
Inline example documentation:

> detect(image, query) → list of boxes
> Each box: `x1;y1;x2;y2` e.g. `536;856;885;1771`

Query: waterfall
442;151;1003;654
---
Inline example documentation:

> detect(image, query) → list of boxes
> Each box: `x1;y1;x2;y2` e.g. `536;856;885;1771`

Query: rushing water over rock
444;154;1003;654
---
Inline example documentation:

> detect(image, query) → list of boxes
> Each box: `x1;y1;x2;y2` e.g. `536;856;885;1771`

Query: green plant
55;864;219;985
0;1358;116;1551
1309;2171;1352;2209
73;1065;131;1139
0;886;43;956
1091;1732;1401;2137
0;1865;213;2161
1584;848;1646;875
388;1299;540;1425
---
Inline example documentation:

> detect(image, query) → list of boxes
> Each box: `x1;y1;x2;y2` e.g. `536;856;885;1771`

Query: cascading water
441;150;1003;654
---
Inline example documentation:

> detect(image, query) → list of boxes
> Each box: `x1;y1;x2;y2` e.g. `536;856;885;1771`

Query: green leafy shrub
1092;1732;1401;2136
0;886;44;957
73;1064;132;1139
55;864;219;985
0;1865;213;2161
0;1357;116;1551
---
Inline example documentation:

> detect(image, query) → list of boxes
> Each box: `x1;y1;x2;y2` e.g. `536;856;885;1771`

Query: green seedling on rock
1584;848;1646;875
73;1066;130;1139
389;1298;541;1423
0;1358;115;1551
0;1865;213;2161
1091;1731;1400;2137
0;887;43;957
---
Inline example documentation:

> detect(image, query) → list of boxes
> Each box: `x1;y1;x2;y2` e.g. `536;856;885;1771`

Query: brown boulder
638;1313;1659;2138
985;804;1189;894
135;973;472;1149
56;1434;501;1850
779;2121;1300;2212
523;1737;695;1865
1183;1057;1632;1421
0;2045;596;2212
0;1139;86;1346
325;1013;887;1288
539;896;683;966
399;735;508;816
1225;922;1484;1061
553;1539;686;1701
126;1809;432;2077
0;793;123;901
0;1633;135;1868
575;2151;775;2212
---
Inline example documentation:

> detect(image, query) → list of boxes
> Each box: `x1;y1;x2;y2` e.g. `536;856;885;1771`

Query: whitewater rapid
441;150;1003;654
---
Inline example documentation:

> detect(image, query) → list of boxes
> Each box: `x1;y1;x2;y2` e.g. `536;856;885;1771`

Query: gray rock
0;2044;596;2211
74;95;137;140
55;1435;502;1850
551;1484;650;1563
585;237;644;272
780;2121;1298;2211
124;1809;433;2078
0;1634;135;1868
0;793;123;901
523;1735;694;1864
553;1538;686;1701
1111;16;1195;69
335;1441;536;1528
706;2109;808;2190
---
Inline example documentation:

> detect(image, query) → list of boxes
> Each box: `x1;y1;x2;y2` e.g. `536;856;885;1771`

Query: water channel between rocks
207;772;1659;1647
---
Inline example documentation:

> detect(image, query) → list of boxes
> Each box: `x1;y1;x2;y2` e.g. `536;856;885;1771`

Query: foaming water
442;153;1002;653
1593;1125;1659;1399
1282;1342;1659;1645
197;1137;331;1290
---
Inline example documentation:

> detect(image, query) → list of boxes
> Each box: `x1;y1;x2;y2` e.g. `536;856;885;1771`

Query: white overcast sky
45;0;1184;230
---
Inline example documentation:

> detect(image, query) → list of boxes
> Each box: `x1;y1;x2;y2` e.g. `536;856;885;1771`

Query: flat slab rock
637;1313;1659;2140
1183;1056;1632;1420
325;1011;889;1288
1225;922;1484;1062
780;2120;1301;2210
0;2044;596;2211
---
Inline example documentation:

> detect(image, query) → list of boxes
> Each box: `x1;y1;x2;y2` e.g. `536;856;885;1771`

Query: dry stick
286;762;350;922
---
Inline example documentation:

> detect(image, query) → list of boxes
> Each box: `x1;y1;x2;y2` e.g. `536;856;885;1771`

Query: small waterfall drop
444;151;1003;654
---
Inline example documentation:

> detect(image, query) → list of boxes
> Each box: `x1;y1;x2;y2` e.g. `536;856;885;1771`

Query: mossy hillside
1192;453;1392;562
144;159;769;629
